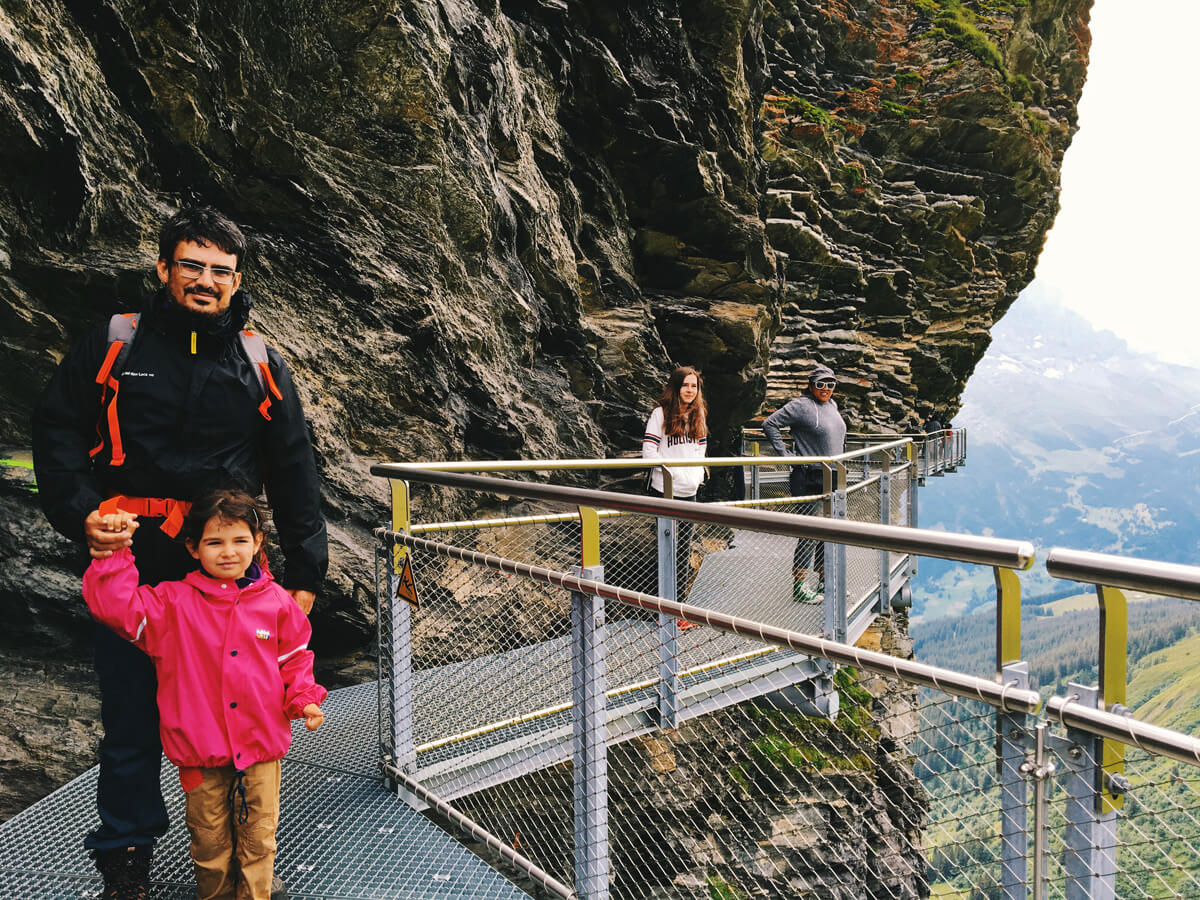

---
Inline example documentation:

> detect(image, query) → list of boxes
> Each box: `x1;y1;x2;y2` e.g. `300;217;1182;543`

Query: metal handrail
371;438;914;475
371;466;1035;570
1045;548;1200;601
377;528;1043;715
1046;695;1200;768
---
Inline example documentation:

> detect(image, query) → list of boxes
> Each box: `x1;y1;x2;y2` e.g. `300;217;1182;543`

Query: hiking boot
92;846;152;900
271;873;289;900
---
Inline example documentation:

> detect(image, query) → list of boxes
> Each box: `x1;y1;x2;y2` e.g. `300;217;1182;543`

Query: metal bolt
1106;772;1133;795
1068;745;1083;760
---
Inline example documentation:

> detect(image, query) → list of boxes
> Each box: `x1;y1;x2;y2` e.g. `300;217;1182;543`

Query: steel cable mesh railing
599;662;931;899
914;690;1007;898
1038;739;1200;899
845;480;884;617
380;513;1017;898
380;513;1200;899
888;464;913;574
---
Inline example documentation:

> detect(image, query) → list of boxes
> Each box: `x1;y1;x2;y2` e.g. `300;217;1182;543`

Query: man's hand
287;589;315;615
85;510;138;559
302;703;324;731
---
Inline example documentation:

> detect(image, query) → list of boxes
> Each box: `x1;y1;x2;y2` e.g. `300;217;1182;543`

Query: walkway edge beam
376;529;1043;716
1045;695;1200;768
370;466;1035;570
1045;547;1200;601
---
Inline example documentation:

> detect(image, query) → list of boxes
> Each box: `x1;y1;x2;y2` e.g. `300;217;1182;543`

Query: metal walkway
0;531;835;900
0;682;531;900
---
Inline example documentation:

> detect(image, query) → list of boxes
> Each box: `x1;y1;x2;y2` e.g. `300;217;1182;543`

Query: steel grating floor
0;683;530;900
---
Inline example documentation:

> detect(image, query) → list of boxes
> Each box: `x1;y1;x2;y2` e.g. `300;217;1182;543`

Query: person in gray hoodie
761;365;846;601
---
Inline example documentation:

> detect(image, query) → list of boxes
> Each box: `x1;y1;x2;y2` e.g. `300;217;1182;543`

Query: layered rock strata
0;0;1090;856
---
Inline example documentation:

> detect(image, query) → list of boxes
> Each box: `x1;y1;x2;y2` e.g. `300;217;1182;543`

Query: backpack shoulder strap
90;313;141;465
95;312;140;385
239;329;283;420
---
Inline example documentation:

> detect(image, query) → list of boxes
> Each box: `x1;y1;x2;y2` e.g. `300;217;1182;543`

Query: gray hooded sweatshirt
762;393;847;459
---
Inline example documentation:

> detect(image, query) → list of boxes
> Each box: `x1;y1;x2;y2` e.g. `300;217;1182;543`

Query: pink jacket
83;548;327;770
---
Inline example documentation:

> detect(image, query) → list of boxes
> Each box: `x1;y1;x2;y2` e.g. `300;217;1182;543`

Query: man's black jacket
32;289;327;592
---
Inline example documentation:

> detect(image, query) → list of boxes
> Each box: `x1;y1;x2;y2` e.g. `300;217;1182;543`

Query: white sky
1032;0;1200;369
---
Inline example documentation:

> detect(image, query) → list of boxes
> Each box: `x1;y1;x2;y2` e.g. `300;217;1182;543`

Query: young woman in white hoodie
642;367;708;598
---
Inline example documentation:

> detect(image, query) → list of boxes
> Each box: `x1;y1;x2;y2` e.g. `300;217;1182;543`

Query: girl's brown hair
657;366;708;440
181;489;270;567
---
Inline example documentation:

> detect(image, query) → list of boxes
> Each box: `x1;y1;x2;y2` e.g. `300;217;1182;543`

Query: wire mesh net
1038;736;1200;899
372;451;1200;900
376;485;942;898
915;692;1007;898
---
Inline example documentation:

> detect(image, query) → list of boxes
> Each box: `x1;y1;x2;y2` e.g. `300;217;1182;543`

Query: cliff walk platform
2;434;1027;900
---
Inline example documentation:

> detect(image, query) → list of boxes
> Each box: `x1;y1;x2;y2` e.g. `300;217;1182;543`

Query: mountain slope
915;283;1200;619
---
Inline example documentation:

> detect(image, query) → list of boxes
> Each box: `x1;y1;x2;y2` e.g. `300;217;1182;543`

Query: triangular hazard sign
395;555;420;609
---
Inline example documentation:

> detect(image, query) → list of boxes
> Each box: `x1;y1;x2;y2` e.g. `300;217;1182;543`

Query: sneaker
271;873;289;900
792;581;823;604
92;846;152;900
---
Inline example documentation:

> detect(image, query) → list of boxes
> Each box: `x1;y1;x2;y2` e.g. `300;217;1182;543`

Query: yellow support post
579;505;600;569
1097;584;1128;812
994;566;1022;675
391;479;411;572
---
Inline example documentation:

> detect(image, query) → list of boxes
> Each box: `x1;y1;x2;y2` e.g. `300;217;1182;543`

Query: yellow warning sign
395;554;420;609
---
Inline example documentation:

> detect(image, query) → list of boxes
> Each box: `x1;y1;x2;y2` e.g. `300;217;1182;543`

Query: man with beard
33;206;326;900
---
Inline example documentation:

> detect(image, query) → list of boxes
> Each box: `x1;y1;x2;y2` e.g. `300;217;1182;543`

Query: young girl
642;367;708;601
83;489;326;900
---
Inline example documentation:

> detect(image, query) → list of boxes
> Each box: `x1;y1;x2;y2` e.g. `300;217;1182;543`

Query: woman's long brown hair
657;366;708;440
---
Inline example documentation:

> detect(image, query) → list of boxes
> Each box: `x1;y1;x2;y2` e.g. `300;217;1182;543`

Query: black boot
92;846;152;900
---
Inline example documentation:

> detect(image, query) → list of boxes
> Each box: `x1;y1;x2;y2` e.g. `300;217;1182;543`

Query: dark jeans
85;519;194;852
649;488;695;599
789;467;825;579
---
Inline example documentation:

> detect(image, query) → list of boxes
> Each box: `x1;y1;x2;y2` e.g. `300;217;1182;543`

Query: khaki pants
185;761;281;900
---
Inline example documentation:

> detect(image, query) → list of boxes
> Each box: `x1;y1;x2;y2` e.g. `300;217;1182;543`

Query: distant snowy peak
958;289;1200;459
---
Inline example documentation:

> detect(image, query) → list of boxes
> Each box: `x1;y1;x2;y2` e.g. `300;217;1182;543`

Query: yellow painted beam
1097;584;1128;812
994;566;1022;673
578;505;600;569
391;479;411;571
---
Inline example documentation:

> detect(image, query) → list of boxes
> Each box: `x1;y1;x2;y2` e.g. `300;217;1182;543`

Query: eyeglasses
171;259;238;285
813;379;837;390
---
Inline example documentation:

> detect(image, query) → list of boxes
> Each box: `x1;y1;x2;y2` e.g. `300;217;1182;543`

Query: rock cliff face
760;0;1090;424
0;0;1089;834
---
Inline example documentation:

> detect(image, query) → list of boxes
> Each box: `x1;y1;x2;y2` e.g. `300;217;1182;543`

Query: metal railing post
749;441;761;500
907;448;919;578
572;506;609;900
1097;584;1128;815
995;566;1023;681
994;563;1027;894
878;450;892;613
1024;721;1054;900
1061;684;1116;900
388;479;416;778
656;471;680;730
999;661;1030;900
825;464;848;643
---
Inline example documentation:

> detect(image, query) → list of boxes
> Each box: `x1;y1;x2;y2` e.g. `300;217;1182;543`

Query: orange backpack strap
91;314;140;465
